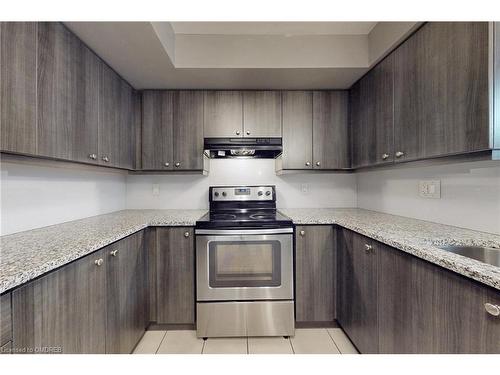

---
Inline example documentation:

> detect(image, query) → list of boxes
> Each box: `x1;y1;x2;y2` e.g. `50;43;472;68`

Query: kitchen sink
439;245;500;267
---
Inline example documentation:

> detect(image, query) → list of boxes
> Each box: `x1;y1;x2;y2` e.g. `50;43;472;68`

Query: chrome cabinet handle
236;130;241;136
382;153;390;160
95;258;104;266
184;231;190;238
102;155;110;162
315;161;321;167
175;162;181;168
299;230;305;237
484;303;500;317
88;153;97;160
246;130;251;135
164;162;170;167
395;151;404;158
305;162;311;167
110;250;118;257
364;243;373;253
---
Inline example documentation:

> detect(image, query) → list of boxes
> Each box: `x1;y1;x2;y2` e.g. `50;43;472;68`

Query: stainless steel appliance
195;185;294;338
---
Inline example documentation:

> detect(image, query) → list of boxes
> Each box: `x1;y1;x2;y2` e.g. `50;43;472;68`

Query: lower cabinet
338;228;500;354
337;229;379;353
155;227;195;325
295;225;336;324
11;231;147;354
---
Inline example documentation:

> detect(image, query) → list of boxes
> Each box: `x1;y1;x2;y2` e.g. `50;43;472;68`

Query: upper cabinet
0;22;37;155
142;90;204;171
279;90;350;171
350;55;394;168
204;91;243;138
281;91;313;169
313;91;350;169
37;22;99;164
242;91;282;137
393;22;490;162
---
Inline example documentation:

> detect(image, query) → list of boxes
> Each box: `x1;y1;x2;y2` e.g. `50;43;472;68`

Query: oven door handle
195;228;293;235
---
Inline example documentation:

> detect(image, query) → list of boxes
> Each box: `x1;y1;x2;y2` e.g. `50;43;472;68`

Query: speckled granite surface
280;208;500;290
0;209;206;294
2;208;499;294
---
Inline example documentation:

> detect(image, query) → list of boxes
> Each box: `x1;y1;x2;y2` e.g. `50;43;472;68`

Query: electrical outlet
152;183;160;196
301;183;309;194
419;180;441;199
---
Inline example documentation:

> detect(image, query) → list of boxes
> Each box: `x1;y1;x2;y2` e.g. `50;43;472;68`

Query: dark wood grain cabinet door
295;225;336;323
36;22;99;164
282;91;313;169
337;229;378;353
350;55;394;168
0;22;37;155
141;90;174;170
242;91;282;137
98;63;122;168
118;79;135;169
313;91;350;169
106;231;147;354
394;22;489;162
0;293;12;347
12;248;107;354
204;91;243;138
156;227;195;324
173;91;204;170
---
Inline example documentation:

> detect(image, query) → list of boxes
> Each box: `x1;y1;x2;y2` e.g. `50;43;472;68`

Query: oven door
196;228;293;301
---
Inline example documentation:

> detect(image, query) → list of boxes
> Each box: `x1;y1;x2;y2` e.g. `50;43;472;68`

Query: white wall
126;159;357;209
356;161;500;235
0;161;127;236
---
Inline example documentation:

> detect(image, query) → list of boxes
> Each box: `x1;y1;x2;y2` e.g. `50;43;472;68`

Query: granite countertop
1;207;499;294
0;209;207;294
280;208;500;290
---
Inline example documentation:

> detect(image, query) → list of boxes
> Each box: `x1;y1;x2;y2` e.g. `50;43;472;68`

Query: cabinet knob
110;250;118;257
246;130;251;135
236;130;241;136
102;155;110;163
184;231;190;238
164;162;170;167
94;258;104;266
364;243;373;253
315;161;321;167
305;161;311;167
484;303;500;317
395;151;404;158
382;153;390;160
175;162;181;168
88;153;97;160
299;230;305;237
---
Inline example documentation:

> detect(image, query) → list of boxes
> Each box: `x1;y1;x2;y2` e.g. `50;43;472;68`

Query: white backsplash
356;161;500;235
126;158;358;209
1;161;127;236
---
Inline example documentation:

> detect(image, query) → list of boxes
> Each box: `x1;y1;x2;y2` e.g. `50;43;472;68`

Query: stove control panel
211;186;274;201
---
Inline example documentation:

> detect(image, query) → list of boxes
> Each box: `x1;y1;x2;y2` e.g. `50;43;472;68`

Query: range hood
204;138;282;159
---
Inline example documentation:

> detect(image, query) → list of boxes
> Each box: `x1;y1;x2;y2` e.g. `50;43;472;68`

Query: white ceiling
170;22;378;35
64;22;419;90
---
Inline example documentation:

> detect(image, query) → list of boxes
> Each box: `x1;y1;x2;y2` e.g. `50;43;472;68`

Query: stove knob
265;191;271;196
214;192;219;197
222;192;227;197
258;191;263;196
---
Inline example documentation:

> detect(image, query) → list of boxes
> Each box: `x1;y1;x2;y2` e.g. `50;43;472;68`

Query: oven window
208;241;281;288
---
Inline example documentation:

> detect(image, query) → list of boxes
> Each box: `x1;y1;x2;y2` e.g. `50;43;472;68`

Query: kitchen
1;1;499;374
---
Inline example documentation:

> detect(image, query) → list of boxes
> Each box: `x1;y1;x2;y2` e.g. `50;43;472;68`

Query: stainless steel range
195;185;295;338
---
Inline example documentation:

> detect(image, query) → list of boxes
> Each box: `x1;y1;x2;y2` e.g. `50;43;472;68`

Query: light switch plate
419;180;441;199
152;183;160;196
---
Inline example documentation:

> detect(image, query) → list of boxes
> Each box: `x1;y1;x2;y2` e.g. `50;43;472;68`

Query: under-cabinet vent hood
204;138;282;159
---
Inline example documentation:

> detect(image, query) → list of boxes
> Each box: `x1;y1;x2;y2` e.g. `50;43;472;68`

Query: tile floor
133;328;358;354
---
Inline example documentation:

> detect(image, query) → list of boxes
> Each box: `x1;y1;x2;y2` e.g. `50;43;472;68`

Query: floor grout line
325;328;343;354
155;330;168;354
